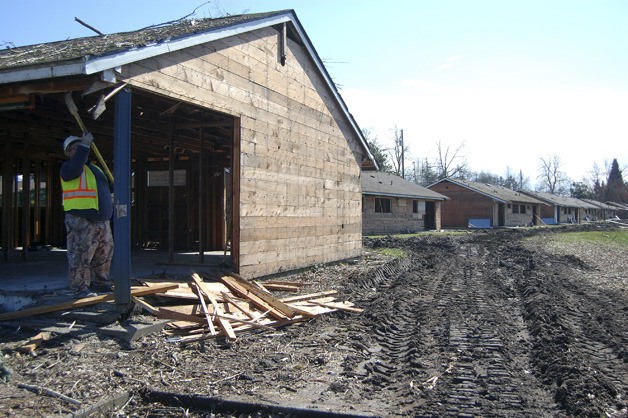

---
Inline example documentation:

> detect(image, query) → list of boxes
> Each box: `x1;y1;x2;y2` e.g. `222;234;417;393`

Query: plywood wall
120;26;365;278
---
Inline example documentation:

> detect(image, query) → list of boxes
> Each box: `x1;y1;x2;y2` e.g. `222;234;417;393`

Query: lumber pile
135;273;362;343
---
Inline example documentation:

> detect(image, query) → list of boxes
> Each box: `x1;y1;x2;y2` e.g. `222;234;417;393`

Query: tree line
365;128;628;204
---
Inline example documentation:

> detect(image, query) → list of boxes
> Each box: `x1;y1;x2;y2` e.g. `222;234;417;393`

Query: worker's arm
60;146;89;181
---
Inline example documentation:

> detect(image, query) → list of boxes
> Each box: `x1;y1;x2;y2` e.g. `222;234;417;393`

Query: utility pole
400;129;404;178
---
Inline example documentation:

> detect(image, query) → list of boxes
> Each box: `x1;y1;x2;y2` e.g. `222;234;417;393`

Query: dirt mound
1;224;626;417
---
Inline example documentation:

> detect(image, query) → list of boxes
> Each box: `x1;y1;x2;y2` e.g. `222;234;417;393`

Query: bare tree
387;126;410;177
435;139;468;179
537;155;570;194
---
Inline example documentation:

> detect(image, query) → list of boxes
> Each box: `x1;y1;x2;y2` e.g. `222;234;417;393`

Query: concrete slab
0;247;230;293
99;319;170;342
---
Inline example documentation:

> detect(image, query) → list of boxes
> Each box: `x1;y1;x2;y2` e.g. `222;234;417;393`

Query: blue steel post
113;88;131;306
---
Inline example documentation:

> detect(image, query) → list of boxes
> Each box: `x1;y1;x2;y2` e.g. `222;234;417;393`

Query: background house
580;199;618;220
361;171;447;235
518;190;597;224
0;10;376;283
428;178;544;228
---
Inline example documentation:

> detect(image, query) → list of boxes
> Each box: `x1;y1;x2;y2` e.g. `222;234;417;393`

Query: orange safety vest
61;165;101;211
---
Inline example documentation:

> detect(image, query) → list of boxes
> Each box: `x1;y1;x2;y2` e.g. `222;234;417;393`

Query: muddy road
1;224;626;417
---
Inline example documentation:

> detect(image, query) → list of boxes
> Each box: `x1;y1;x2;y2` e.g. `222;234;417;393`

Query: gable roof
0;10;377;168
430;178;545;205
579;199;617;211
518;190;597;209
362;171;448;200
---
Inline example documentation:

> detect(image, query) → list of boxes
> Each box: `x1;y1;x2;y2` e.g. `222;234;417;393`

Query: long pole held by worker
64;92;114;184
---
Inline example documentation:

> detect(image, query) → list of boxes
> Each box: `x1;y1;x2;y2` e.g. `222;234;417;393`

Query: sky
2;0;627;187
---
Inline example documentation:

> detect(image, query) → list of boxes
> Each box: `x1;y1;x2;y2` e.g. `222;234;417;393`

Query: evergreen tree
605;159;627;202
363;128;392;173
570;181;594;199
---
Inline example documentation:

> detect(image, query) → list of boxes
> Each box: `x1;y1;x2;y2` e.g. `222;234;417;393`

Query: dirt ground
1;223;627;417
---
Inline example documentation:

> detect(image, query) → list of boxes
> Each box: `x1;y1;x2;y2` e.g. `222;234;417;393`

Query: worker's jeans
64;213;114;292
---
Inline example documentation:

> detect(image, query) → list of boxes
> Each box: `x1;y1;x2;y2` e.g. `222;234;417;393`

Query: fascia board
363;192;445;200
0;62;85;84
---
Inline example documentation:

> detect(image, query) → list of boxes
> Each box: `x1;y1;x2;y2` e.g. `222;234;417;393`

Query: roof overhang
363;192;447;201
0;11;378;170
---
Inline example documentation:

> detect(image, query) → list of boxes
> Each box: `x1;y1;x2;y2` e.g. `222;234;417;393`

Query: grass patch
373;247;408;259
551;229;628;248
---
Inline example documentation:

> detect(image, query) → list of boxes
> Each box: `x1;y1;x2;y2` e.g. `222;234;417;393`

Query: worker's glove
82;132;94;147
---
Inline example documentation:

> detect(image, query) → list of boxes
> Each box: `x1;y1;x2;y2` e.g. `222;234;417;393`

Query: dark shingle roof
362;171;448;200
518;190;598;209
431;178;545;205
0;12;290;71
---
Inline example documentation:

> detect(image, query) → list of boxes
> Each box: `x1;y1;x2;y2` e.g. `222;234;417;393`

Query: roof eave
0;10;378;169
0;61;86;83
86;14;295;74
363;192;447;200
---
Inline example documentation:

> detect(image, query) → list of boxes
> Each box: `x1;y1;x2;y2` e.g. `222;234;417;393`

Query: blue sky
2;0;627;186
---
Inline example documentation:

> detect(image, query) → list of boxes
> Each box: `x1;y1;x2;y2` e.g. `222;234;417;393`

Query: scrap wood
259;283;300;292
18;383;82;405
215;313;276;331
132;296;159;315
19;332;53;354
221;291;257;319
191;274;236;341
0;283;178;322
264;280;312;287
166;320;205;330
252;280;271;294
221;274;308;319
169;314;310;343
190;283;217;336
280;290;338;303
306;300;364;314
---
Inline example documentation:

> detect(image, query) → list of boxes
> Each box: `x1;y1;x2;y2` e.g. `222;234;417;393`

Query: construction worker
60;132;113;298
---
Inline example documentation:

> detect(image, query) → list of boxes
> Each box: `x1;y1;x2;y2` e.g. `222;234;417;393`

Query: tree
605;158;628;202
435;140;468;179
414;157;439;186
570;181;594;199
363;128;391;173
387;126;410;177
537;155;570;194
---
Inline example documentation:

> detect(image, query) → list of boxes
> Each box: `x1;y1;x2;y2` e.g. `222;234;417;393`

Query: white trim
0;62;85;83
85;15;292;74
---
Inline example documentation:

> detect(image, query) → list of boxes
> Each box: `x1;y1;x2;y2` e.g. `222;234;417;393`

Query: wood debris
134;273;362;343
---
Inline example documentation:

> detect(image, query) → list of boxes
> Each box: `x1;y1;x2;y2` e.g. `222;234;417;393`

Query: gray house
518;190;598;224
362;171;447;234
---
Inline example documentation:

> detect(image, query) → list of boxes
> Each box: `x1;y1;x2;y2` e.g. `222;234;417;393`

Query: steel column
113;87;132;306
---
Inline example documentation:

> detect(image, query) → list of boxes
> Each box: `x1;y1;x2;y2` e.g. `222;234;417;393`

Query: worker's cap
63;135;82;156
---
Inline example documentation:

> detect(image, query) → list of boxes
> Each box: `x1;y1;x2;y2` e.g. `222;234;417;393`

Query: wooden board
0;284;178;321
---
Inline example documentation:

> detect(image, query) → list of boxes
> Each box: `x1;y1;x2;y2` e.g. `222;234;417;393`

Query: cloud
437;55;465;70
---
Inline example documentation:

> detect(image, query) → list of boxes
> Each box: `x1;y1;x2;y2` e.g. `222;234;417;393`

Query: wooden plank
280;290;338;303
190;283;217;336
221;291;257;320
221;274;300;319
307;300;363;314
0;284;178;322
264;280;312;286
158;308;206;325
258;283;300;292
19;331;52;353
131;296;159;315
192;274;236;341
